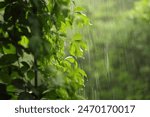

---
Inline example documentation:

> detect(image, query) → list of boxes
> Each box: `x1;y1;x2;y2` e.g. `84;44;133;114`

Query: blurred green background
77;0;150;99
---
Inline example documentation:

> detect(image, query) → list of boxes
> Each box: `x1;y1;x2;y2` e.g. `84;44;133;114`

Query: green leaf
42;89;58;99
4;5;11;21
65;56;75;63
0;83;11;99
70;42;84;57
69;43;76;56
74;7;85;12
3;44;16;54
18;92;35;100
75;13;90;26
7;85;17;93
0;70;11;83
27;70;34;80
18;36;29;48
78;68;87;77
20;61;30;73
72;33;82;41
0;2;6;9
0;83;7;94
0;54;18;66
11;78;25;89
56;88;69;99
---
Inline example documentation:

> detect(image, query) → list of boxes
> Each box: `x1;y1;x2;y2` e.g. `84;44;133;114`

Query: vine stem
34;56;38;88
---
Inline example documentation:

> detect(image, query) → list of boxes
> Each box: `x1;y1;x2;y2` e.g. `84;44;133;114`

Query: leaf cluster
0;0;88;99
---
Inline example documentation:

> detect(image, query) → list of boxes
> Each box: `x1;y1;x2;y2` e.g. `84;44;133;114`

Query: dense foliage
0;0;88;99
79;0;150;99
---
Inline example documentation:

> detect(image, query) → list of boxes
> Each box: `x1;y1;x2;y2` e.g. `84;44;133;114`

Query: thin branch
34;56;38;88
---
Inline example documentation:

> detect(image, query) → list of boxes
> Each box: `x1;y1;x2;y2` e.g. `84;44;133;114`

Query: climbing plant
0;0;88;99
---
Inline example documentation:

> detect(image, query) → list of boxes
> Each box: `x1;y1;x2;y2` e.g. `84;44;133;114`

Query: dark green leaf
18;92;35;100
0;83;7;93
42;89;58;99
0;83;11;100
0;54;18;66
4;5;11;21
0;2;6;9
21;61;30;73
11;78;25;89
27;70;34;80
0;70;11;83
0;92;11;100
